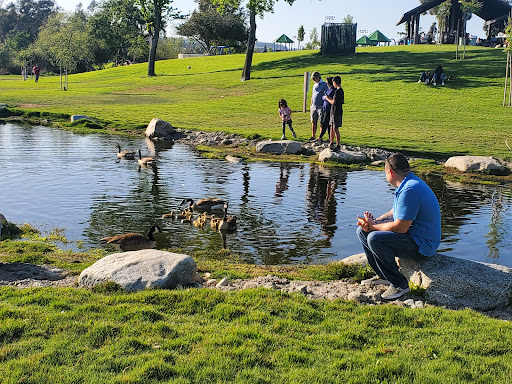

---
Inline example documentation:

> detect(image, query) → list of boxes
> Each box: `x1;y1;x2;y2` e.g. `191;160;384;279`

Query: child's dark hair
333;75;341;85
326;76;333;87
278;99;287;108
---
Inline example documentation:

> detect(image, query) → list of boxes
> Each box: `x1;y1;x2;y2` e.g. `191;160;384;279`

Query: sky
56;0;487;44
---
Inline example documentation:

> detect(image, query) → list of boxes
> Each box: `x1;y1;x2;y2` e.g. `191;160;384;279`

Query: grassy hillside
1;45;511;160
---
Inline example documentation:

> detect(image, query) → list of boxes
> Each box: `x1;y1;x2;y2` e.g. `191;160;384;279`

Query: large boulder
444;156;507;174
400;255;512;311
318;148;368;163
145;118;174;140
255;140;303;155
78;250;197;291
342;252;512;311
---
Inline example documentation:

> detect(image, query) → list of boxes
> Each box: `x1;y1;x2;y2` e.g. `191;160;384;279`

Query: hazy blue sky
58;0;486;43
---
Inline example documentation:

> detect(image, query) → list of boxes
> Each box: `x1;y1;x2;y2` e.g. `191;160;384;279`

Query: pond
0;122;511;267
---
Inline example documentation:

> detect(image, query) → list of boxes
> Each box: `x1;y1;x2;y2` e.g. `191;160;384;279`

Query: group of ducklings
162;198;237;233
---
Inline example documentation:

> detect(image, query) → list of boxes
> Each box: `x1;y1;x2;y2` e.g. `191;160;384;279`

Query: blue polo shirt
393;172;441;256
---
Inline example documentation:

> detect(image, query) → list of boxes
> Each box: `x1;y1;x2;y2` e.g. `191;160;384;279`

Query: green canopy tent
274;34;294;51
356;35;377;46
368;30;391;45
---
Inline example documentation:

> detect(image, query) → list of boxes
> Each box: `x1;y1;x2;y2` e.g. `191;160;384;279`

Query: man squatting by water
356;153;441;300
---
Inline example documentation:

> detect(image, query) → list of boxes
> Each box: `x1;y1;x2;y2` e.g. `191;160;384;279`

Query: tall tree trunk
241;9;256;82
147;0;161;77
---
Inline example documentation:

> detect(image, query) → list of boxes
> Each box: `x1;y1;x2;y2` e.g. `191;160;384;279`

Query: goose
181;198;226;212
116;144;135;160
138;149;156;167
100;225;162;251
218;203;237;232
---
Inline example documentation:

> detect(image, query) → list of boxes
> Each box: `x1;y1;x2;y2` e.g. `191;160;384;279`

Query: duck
100;225;162;251
218;203;237;232
181;198;227;212
116;144;135;160
138;149;156;167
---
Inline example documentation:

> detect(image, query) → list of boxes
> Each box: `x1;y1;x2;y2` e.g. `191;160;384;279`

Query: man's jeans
357;227;425;289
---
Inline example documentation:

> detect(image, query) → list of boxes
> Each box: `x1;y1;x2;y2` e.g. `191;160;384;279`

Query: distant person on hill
32;64;40;83
309;71;329;141
325;75;344;152
278;99;296;140
432;65;446;86
418;71;432;84
21;67;27;81
319;76;335;142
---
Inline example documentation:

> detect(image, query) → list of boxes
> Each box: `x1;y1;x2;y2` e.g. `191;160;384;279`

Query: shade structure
356;35;376;46
274;34;294;43
368;30;391;43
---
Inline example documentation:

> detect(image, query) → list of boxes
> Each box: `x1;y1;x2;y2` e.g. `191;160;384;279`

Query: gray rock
145;118;174;139
78;250;197;291
216;277;229;287
71;115;92;122
403;298;415;307
444;156;506;174
339;253;367;266
255;140;303;155
400;254;512;311
318;148;368;163
347;291;364;302
225;155;243;164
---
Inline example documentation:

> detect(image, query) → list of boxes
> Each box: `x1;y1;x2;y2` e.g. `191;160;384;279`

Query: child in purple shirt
278;99;297;140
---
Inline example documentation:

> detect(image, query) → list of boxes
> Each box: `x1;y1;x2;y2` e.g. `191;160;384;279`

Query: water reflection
0;122;511;267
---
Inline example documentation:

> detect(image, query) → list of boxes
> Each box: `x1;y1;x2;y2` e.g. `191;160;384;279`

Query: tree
213;0;296;81
87;0;146;66
177;0;247;54
305;27;320;50
342;14;353;24
137;0;183;76
297;25;304;49
34;11;95;73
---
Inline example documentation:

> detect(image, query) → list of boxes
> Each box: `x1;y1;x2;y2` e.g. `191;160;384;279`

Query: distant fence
320;23;357;56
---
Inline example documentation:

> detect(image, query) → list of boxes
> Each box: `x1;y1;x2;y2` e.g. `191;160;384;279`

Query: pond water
1;122;511;267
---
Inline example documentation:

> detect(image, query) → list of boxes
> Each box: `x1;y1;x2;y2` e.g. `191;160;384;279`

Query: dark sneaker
381;286;410;300
308;136;316;141
361;276;390;286
334;145;341;152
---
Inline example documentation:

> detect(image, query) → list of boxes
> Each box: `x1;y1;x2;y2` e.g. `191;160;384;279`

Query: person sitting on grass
418;71;432;84
356;153;441;300
432;65;446;86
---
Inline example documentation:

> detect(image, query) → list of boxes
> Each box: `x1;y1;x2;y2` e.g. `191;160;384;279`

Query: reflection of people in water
305;165;346;240
275;164;291;197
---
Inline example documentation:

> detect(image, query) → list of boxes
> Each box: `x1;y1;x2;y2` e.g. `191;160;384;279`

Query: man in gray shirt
310;71;329;140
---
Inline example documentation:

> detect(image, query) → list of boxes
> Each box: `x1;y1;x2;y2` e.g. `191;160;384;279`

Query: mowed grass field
1;44;511;160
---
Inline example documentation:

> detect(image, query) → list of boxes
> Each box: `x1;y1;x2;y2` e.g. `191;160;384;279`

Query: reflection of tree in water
305;164;347;244
485;187;508;259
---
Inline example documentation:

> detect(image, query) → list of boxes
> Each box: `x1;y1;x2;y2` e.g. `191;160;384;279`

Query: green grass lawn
1;286;512;384
1;45;512;160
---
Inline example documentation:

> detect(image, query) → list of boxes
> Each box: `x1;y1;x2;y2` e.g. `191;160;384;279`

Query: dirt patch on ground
16;103;48;109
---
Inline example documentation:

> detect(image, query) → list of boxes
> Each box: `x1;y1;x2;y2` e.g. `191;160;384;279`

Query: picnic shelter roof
368;30;390;42
274;34;294;43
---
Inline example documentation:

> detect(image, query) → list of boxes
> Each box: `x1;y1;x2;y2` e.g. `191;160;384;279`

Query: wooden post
503;53;509;106
303;71;310;113
509;56;512;106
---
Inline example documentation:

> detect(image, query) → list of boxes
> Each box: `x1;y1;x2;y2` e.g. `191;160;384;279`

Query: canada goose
116;144;135;160
218;203;237;232
181;198;226;212
100;225;162;251
138;149;156;167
